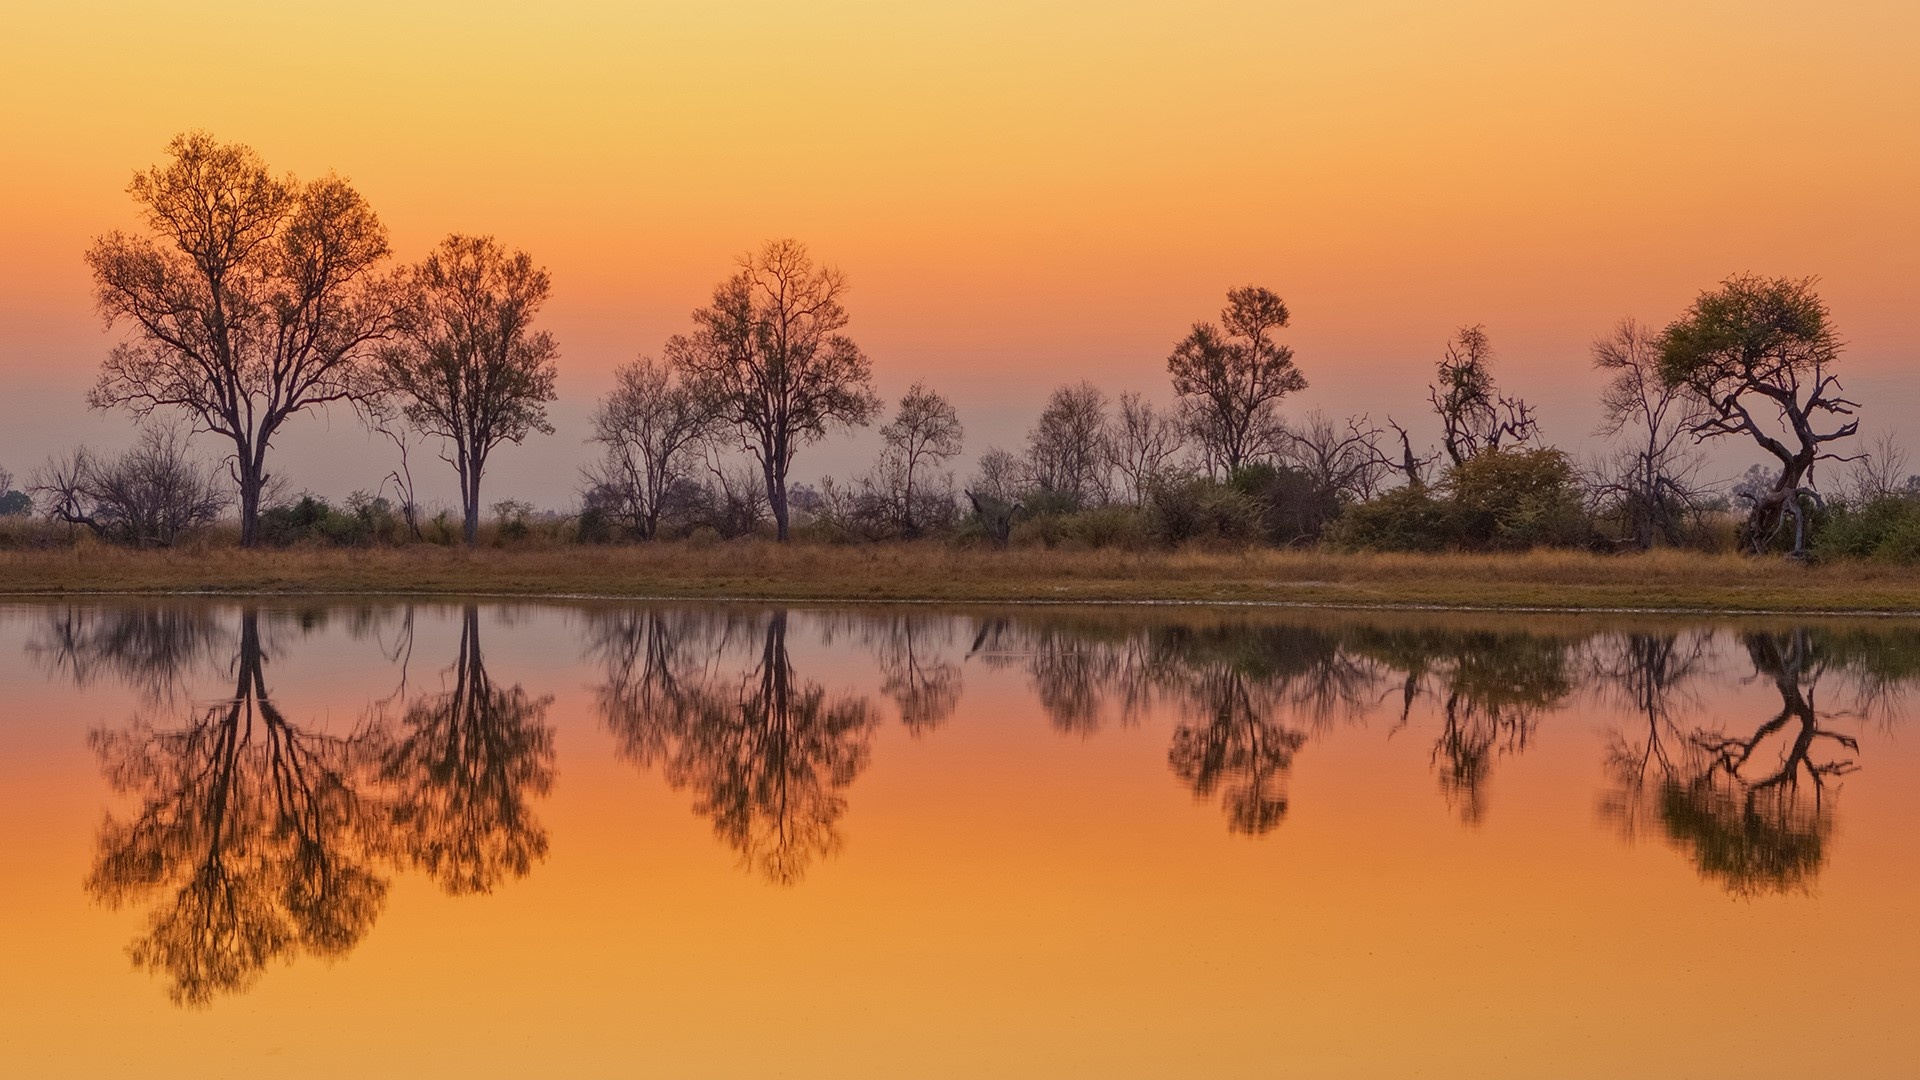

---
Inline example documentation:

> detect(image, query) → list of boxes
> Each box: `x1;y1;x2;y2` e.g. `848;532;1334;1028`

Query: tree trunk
765;457;790;542
461;460;481;547
236;459;264;549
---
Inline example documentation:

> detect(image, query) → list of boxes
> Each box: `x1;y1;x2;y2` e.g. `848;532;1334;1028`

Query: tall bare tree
1167;286;1307;476
1105;392;1187;504
1591;318;1707;548
586;357;714;539
667;239;881;541
1025;381;1111;507
1659;275;1857;556
1428;324;1537;465
875;381;964;536
85;133;397;546
378;235;560;545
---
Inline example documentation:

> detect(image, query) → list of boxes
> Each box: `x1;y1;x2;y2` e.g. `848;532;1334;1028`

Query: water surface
2;600;1915;1077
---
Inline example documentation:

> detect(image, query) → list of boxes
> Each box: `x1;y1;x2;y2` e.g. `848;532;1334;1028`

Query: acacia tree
1659;275;1858;556
85;133;397;546
1592;318;1707;549
667;239;881;541
586;357;714;539
378;235;560;545
1428;324;1537;465
1166;286;1306;476
874;381;964;536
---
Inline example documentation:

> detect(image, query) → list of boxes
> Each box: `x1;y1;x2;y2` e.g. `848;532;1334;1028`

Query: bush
1229;463;1341;545
1063;504;1151;550
1145;477;1265;547
259;494;371;546
1814;495;1920;562
1330;484;1457;552
1448;448;1587;551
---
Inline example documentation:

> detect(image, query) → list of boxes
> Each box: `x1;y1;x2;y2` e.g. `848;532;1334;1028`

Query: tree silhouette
599;610;876;884
373;606;556;895
1351;626;1573;825
84;610;389;1006
1599;629;1883;896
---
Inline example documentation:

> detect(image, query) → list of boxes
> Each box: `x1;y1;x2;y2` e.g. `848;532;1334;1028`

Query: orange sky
3;1;1917;504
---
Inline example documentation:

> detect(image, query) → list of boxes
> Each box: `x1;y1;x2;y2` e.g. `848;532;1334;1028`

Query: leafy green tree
1659;275;1856;555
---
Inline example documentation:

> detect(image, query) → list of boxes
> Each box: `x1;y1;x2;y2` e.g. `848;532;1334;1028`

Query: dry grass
2;540;1918;613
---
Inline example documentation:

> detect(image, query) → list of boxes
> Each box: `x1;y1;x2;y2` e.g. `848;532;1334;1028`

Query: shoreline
3;544;1919;616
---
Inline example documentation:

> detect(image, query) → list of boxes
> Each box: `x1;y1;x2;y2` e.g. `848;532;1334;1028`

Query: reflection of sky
2;602;1918;1076
6;3;1920;507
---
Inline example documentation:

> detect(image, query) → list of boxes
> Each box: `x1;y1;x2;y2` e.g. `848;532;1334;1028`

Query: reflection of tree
374;607;556;896
1157;625;1368;835
598;610;877;885
1352;628;1573;825
27;604;228;704
1602;629;1867;896
869;614;962;734
84;611;388;1006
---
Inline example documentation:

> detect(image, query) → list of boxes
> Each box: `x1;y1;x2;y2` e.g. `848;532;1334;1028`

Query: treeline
2;132;1916;562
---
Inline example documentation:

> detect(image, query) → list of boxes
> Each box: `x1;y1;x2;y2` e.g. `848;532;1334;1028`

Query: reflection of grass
8;544;1920;612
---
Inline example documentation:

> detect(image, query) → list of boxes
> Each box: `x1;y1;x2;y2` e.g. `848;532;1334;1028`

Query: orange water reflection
2;601;1917;1077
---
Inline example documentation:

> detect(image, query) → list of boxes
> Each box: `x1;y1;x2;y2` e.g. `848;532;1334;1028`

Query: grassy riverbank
2;542;1918;613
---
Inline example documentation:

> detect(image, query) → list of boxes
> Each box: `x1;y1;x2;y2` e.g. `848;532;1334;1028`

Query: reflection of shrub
1814;495;1920;562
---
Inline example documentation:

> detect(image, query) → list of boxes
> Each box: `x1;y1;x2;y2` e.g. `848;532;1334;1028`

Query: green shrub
1062;504;1151;550
1145;477;1265;547
1814;495;1920;562
1229;463;1341;545
1330;484;1457;551
1447;448;1587;551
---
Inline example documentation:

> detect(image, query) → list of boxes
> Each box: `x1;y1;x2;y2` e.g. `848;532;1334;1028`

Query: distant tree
0;465;28;516
1281;411;1392;505
1025;381;1110;507
1591;318;1708;548
378;235;560;546
1105;392;1187;505
1659;275;1858;556
1167;286;1307;476
874;381;964;536
1428;324;1538;466
965;447;1026;545
668;239;881;542
85;133;397;546
32;425;228;546
586;357;714;539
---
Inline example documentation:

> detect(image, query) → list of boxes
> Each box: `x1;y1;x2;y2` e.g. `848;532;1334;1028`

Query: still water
1;600;1915;1078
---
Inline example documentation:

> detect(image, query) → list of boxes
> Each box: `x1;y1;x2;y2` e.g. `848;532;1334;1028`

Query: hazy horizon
5;1;1917;510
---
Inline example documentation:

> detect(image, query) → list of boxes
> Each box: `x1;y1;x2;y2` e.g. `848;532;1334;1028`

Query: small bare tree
0;465;26;517
668;239;881;542
85;132;397;546
1591;318;1708;548
378;234;560;546
966;447;1025;545
1659;275;1858;555
32;426;228;546
1281;411;1392;504
1429;324;1538;465
1025;382;1110;507
874;382;964;536
1105;392;1187;505
1167;286;1307;476
1841;430;1915;503
586;357;714;539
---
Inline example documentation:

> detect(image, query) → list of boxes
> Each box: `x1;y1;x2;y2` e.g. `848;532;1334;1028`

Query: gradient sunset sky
3;1;1917;506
